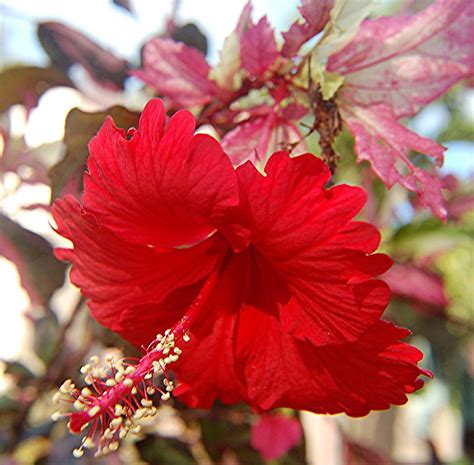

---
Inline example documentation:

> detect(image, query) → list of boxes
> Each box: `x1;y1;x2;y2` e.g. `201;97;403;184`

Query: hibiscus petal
276;254;391;345
236;309;428;417
328;0;474;117
341;104;447;219
235;153;391;345
132;38;218;108
266;252;391;348
236;151;373;257
52;196;227;333
173;252;251;408
236;152;335;244
329;221;382;253
113;283;202;349
240;16;279;78
83;99;240;248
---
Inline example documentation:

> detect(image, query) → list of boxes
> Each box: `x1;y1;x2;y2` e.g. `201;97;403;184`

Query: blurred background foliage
0;1;473;464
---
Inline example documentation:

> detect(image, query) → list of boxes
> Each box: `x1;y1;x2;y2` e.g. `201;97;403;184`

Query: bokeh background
0;1;473;464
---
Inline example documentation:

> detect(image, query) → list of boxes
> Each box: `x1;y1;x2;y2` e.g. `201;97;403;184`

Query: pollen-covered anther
73;448;84;458
110;417;123;429
59;379;74;394
82;437;95;449
141;399;153;408
146;386;156;395
130;425;142;434
54;328;187;457
133;408;145;420
109;442;119;452
52;391;62;404
80;422;89;432
73;400;85;411
163;378;174;392
80;364;90;374
152;360;164;374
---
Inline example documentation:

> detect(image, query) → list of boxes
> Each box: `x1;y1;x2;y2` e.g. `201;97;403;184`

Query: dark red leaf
112;0;132;13
447;191;474;221
0;135;53;186
134;38;217;107
282;0;335;57
240;16;278;78
236;1;253;37
341;104;447;219
384;262;448;312
171;23;208;56
49;106;140;201
221;114;306;167
0;214;66;306
0;66;73;113
328;0;474;118
37;21;129;91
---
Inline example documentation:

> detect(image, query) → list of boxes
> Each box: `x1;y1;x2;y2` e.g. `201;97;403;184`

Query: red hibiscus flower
52;99;428;455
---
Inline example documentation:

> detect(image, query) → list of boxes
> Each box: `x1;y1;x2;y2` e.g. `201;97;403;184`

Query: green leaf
436;243;474;324
33;311;60;363
137;436;195;465
310;62;345;100
209;31;243;91
391;217;469;259
3;361;36;384
312;0;373;61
